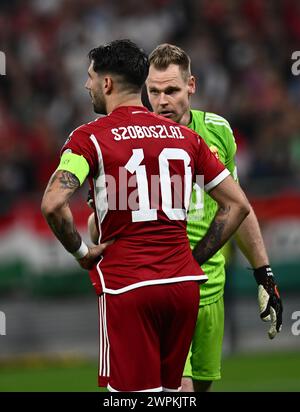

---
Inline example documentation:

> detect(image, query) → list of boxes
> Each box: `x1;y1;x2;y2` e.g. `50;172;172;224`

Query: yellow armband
57;152;90;186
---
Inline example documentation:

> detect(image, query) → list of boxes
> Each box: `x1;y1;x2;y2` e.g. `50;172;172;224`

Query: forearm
42;166;109;270
44;203;82;254
193;203;248;266
235;205;269;268
41;170;82;254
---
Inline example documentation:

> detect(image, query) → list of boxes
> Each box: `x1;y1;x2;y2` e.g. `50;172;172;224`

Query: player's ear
103;76;113;95
187;76;196;95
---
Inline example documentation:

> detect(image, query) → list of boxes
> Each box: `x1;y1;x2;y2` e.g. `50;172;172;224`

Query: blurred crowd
1;0;300;215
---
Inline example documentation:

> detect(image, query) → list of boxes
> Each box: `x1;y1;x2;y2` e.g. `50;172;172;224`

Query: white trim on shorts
107;383;163;392
162;386;181;392
98;294;110;380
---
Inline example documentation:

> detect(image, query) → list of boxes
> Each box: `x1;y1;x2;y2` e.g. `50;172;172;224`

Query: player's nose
158;93;168;106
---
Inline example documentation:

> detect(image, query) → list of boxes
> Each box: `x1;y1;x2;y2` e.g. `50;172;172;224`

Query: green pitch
0;351;299;392
214;351;300;392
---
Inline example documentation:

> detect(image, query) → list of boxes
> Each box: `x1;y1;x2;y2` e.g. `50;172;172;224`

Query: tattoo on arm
44;171;80;196
43;171;81;253
192;205;230;266
58;171;80;190
48;216;81;253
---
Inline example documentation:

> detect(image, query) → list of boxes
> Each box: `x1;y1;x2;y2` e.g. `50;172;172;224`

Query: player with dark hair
41;39;250;392
146;43;283;392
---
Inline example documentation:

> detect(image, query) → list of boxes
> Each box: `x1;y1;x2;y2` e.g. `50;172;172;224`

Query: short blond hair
149;44;191;81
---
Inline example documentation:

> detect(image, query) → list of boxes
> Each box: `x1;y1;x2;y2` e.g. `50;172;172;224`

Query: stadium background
0;0;299;391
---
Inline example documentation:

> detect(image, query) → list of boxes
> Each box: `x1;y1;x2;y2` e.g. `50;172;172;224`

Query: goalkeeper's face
146;64;195;125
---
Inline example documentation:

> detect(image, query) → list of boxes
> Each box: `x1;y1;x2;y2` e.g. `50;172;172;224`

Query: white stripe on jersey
89;134;108;243
205;113;230;124
204;119;233;133
204;169;230;192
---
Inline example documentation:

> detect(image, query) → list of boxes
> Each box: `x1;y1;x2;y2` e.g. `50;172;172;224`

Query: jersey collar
111;106;150;116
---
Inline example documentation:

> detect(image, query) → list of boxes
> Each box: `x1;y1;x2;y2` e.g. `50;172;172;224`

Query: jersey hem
96;260;208;295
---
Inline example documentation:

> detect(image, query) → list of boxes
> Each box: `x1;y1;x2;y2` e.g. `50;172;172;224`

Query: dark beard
92;92;107;115
93;102;107;115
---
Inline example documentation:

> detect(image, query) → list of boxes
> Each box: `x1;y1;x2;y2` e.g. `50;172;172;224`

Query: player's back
65;106;226;293
90;107;198;235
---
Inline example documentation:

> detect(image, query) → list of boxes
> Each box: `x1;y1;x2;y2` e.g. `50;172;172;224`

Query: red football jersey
62;106;229;294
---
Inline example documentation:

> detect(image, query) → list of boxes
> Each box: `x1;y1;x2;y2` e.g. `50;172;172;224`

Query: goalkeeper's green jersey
187;110;237;306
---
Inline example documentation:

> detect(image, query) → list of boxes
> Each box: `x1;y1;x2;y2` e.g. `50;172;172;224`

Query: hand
253;265;283;339
87;189;95;210
77;240;114;270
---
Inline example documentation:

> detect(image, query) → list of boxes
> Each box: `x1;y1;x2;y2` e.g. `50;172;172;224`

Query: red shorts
98;281;199;392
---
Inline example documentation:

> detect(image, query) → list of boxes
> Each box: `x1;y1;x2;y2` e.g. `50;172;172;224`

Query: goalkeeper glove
253;265;283;339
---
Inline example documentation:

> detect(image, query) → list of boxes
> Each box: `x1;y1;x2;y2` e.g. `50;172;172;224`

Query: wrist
72;241;89;260
253;265;273;285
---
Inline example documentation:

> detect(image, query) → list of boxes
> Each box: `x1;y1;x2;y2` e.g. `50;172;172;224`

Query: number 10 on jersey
124;148;202;223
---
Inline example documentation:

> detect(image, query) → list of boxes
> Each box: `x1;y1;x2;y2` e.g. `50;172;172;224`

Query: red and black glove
253;265;283;339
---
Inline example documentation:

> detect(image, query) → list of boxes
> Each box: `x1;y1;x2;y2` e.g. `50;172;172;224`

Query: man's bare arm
234;201;282;339
41;170;82;253
41;170;109;270
193;175;250;265
235;205;269;268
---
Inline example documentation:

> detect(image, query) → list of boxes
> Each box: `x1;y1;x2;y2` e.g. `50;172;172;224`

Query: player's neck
107;94;143;114
179;109;192;126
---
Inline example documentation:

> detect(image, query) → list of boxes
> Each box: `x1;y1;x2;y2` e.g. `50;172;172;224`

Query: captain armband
57;152;90;186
